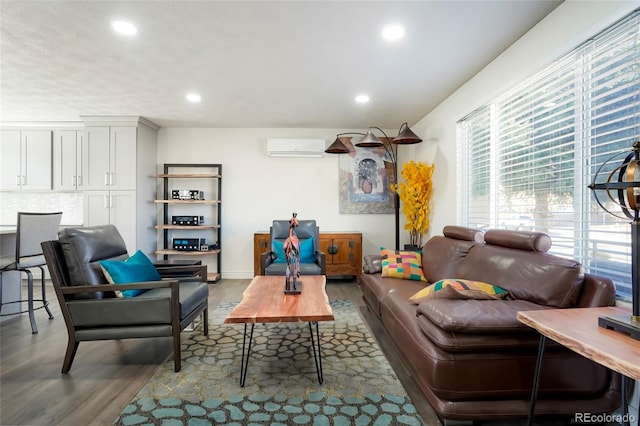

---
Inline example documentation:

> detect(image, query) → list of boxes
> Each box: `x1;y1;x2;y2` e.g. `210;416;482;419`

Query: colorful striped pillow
409;279;508;304
380;248;427;282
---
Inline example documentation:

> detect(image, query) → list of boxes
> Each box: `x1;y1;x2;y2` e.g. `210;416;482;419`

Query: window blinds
457;10;640;301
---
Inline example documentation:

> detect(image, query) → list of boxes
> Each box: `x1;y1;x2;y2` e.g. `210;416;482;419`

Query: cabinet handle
104;172;109;186
349;253;354;261
109;172;114;186
110;195;113;209
72;176;76;186
77;175;82;186
16;175;20;185
103;195;109;209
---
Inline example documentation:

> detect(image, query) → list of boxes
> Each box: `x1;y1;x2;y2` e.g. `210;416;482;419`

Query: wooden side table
518;306;640;426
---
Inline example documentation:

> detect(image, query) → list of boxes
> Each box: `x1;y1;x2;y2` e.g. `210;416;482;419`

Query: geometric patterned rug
114;300;425;425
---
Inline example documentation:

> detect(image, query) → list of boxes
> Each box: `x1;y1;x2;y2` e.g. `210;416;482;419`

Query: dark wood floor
0;278;444;426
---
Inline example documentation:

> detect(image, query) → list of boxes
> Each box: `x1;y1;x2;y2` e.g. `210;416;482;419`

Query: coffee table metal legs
309;321;323;384
240;323;255;387
528;335;633;426
239;321;324;387
527;334;546;426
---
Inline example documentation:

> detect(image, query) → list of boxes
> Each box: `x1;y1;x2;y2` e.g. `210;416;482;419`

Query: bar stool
0;212;62;333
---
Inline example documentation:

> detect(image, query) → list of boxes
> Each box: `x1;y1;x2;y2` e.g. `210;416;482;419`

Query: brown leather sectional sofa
359;225;621;422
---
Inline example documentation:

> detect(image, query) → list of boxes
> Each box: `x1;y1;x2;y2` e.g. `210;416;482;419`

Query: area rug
114;300;424;425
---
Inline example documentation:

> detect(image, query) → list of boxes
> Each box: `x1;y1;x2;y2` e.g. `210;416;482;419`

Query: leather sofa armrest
260;251;274;275
577;273;616;307
316;251;326;275
363;254;382;274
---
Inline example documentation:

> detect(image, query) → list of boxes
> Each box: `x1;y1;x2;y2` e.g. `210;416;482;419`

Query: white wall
157;127;399;278
403;0;640;237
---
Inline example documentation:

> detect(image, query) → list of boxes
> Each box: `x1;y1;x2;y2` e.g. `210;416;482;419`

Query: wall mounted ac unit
266;138;326;158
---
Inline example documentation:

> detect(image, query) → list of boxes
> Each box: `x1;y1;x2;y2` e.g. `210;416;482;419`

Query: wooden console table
518;306;640;426
253;231;362;279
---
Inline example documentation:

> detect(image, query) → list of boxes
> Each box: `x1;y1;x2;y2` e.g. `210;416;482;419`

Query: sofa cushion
409;279;508;303
99;250;162;297
381;248;427;282
415;313;541;353
421;228;481;283
455;243;583;308
138;281;209;319
416;299;551;333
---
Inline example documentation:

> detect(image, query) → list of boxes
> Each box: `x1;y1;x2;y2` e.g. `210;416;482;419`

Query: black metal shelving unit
155;163;222;282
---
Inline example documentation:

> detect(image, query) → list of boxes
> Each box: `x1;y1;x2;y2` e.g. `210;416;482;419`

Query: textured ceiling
0;1;562;128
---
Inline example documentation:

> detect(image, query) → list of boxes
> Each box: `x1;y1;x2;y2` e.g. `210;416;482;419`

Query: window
457;10;640;301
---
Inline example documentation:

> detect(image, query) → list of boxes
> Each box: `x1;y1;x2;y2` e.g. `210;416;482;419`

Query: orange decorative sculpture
284;213;302;294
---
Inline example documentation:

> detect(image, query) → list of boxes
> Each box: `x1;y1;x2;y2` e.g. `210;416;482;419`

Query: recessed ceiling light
382;25;405;41
355;94;370;104
186;93;202;103
111;20;138;36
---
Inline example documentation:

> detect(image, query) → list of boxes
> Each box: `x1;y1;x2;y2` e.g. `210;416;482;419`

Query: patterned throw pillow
409;279;509;304
380;248;427;282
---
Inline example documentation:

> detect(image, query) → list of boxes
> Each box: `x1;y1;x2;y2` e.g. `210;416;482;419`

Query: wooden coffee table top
224;275;334;324
517;306;640;380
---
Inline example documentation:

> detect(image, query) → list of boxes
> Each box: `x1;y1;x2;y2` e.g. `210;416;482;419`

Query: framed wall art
338;138;395;214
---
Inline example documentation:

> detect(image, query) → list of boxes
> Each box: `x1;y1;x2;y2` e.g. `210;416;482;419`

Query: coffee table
224;275;334;387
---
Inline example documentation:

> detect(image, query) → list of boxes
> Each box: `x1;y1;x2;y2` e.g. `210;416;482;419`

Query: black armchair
40;225;209;373
259;219;326;276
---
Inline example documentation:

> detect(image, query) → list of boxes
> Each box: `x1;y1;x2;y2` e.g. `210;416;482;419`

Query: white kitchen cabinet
83;126;136;190
84;190;136;253
0;130;52;191
80;117;159;255
53;129;85;191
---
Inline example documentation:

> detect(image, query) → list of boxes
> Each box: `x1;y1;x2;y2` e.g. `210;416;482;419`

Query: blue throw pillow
272;238;315;263
300;238;315;263
272;240;286;263
99;250;162;297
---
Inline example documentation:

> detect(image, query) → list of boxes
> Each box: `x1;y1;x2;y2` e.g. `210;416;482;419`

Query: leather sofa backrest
422;226;484;283
455;229;583;308
58;224;129;299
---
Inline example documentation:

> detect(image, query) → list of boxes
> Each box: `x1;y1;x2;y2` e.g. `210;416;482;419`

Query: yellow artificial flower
391;160;435;247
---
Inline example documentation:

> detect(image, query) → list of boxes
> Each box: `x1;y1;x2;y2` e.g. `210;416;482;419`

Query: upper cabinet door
53;130;83;191
109;127;136;190
0;130;52;191
83;127;111;190
21;130;53;190
83;126;136;190
0;130;22;190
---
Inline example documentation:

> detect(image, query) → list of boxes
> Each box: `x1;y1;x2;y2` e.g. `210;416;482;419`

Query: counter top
0;226;17;235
